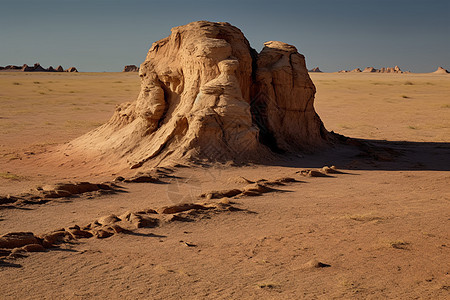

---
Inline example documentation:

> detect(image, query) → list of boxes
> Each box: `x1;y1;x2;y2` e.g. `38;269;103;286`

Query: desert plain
0;71;449;299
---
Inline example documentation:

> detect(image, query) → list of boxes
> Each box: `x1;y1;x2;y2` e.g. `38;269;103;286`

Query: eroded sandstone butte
63;21;329;170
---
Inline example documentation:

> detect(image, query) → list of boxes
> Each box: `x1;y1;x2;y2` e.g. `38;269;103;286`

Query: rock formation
362;67;376;73
433;66;449;74
65;67;78;72
0;63;77;72
308;67;322;73
2;65;22;70
339;68;362;73
32;63;46;72
338;66;406;73
62;21;329;170
123;65;139;72
361;66;403;73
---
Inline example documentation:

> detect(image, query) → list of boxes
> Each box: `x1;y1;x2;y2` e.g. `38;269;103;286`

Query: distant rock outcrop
308;67;322;73
432;67;449;74
0;63;78;72
338;66;404;73
2;65;22;70
362;67;376;73
65;67;78;73
339;68;362;73
34;63;46;72
123;65;139;72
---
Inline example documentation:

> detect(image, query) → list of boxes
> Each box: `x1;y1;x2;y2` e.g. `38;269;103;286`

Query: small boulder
243;183;275;194
321;165;345;174
67;228;93;239
0;232;39;249
123;174;161;183
299;170;330;177
93;229;113;239
304;259;331;268
22;244;46;252
158;203;210;214
97;214;120;226
40;231;70;247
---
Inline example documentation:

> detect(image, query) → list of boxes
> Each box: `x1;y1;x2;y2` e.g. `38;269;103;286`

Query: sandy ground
0;72;449;299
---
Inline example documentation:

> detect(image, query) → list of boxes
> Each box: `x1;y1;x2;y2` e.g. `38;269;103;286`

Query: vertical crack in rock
61;21;330;171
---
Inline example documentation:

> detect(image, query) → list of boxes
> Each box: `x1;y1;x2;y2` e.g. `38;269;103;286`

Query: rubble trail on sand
0;166;348;264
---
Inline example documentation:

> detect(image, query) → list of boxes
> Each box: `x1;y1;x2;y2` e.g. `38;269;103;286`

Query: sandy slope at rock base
0;72;449;299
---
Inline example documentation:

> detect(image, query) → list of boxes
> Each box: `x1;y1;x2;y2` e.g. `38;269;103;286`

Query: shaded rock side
62;21;329;170
252;41;327;152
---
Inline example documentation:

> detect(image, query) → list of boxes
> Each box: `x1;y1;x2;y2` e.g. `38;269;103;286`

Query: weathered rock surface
62;21;329;170
123;65;139;72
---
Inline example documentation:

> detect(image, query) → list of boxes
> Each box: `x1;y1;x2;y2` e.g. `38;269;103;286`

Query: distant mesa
338;68;362;73
123;65;139;72
339;66;403;73
432;66;449;74
0;63;78;72
308;67;322;73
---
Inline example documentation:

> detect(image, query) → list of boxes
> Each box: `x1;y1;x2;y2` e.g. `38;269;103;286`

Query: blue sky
0;0;449;72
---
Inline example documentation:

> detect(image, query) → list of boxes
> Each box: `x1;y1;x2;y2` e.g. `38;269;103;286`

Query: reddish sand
0;72;449;299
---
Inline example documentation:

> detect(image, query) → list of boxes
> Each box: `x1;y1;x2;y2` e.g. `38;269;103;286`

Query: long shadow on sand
274;138;450;172
0;260;22;268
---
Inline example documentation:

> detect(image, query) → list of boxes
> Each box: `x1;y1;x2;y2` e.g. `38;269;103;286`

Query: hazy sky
1;0;449;72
